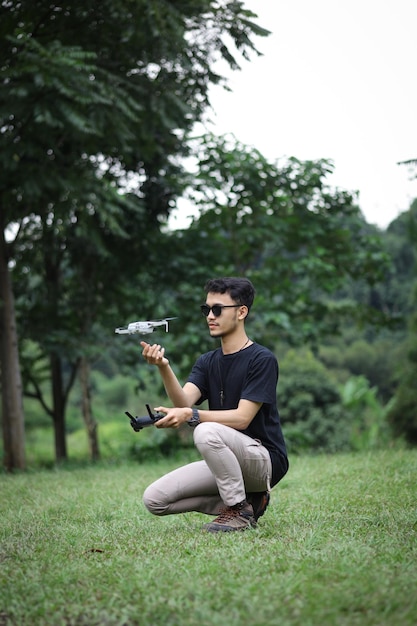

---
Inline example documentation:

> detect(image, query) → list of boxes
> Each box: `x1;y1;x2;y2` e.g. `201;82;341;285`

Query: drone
115;317;177;335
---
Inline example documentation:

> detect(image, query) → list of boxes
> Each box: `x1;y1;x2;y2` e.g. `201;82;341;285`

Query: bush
387;309;417;445
341;375;392;450
387;368;417;445
279;349;351;453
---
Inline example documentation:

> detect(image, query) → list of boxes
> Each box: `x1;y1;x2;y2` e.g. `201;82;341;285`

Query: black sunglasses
200;304;241;317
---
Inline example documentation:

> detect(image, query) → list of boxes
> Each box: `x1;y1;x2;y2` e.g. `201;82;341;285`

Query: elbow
236;415;253;430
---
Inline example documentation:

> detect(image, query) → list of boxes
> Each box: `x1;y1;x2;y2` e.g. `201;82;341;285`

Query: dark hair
204;277;255;311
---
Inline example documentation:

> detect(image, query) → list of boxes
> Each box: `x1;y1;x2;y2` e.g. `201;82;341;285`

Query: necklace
239;337;250;351
219;338;251;407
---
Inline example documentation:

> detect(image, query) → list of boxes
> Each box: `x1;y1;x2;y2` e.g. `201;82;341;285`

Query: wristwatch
187;408;201;428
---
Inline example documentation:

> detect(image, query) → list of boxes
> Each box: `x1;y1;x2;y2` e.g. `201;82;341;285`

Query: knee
142;485;169;516
193;421;224;449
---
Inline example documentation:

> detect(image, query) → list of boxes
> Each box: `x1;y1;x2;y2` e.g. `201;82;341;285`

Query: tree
386;203;417;444
386;306;417;444
0;0;268;467
159;133;390;378
0;214;25;470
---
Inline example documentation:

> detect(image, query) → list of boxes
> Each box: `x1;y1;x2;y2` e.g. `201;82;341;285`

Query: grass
0;448;416;626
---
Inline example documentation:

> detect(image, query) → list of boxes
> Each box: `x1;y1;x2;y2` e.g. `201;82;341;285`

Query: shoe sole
203;524;254;533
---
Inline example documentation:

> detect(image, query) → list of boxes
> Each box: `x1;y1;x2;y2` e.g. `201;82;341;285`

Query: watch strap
187;408;201;427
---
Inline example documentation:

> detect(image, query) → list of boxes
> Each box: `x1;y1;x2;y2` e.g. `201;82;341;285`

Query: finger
141;342;152;357
144;344;160;362
155;416;170;428
154;347;167;364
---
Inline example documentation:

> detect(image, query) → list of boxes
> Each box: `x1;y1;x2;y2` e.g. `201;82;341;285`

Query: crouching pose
140;277;288;533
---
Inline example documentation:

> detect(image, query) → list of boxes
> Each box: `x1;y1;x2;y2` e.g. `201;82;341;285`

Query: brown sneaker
246;491;270;521
203;501;256;533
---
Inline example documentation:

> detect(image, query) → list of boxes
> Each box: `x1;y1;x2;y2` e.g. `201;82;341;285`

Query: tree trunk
0;216;25;471
79;356;100;461
50;352;68;461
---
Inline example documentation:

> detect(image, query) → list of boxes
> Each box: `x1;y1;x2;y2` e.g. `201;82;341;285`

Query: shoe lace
214;507;240;523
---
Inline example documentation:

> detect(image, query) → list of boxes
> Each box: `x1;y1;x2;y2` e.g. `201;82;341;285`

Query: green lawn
1;449;416;626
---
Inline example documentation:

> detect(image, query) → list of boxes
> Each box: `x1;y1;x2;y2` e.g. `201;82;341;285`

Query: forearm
153;406;253;431
155;399;260;430
158;364;191;407
197;408;250;430
141;341;189;406
153;397;261;431
197;399;261;430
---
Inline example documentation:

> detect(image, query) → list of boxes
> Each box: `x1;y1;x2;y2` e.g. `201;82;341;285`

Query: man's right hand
140;341;169;367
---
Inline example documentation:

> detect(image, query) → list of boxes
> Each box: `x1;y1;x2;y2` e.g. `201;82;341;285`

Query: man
140;277;288;532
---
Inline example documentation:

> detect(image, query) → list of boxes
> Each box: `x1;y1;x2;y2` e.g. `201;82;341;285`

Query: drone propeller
149;317;178;322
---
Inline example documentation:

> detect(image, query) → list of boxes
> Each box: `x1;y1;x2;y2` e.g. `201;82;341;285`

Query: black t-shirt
187;342;288;487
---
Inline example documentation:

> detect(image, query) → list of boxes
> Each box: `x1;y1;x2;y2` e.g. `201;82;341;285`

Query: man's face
203;292;245;338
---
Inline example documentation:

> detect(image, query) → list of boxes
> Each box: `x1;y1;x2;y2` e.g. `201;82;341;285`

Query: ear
238;305;248;320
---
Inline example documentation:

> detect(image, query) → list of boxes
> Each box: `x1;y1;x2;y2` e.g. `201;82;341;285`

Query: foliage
370;199;417;322
386;308;417;444
0;450;416;626
0;0;268;465
161;133;391;378
340;375;392;450
1;0;267;207
319;334;406;403
383;203;417;444
2;2;416;466
12;366;190;467
277;349;351;453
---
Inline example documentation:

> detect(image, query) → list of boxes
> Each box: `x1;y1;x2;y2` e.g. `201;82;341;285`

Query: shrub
341;375;392;450
386;309;417;445
279;349;351;453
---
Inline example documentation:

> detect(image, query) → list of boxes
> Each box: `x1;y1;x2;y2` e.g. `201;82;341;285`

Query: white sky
174;0;417;230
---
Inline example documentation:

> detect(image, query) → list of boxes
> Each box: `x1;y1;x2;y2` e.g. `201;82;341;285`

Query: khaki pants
143;422;272;516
